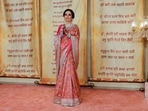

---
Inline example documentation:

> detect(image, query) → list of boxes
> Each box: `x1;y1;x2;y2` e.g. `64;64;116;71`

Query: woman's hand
63;28;67;35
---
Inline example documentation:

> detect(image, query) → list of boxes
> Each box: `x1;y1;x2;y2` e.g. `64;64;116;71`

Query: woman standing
54;9;81;107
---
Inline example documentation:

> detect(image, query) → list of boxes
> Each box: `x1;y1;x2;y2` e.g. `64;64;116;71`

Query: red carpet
0;84;148;111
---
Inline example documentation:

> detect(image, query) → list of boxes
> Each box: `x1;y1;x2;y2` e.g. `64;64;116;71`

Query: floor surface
0;83;148;111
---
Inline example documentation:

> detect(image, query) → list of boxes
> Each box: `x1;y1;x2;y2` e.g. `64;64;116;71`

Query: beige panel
91;0;144;82
40;0;87;85
0;0;40;78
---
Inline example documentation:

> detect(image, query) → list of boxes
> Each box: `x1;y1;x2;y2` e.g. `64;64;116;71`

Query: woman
54;9;81;107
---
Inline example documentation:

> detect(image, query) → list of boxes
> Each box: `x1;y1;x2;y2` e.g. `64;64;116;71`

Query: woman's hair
63;9;75;19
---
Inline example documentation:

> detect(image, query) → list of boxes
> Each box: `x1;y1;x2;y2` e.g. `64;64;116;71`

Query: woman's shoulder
72;24;78;26
72;24;79;29
57;24;65;30
59;24;64;27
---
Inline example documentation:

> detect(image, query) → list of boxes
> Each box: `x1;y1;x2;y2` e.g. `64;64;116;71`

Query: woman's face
64;11;73;23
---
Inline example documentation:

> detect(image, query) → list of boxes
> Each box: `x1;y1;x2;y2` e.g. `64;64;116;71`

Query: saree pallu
54;24;81;106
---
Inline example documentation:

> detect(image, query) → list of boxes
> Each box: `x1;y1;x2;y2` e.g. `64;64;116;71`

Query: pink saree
54;24;81;106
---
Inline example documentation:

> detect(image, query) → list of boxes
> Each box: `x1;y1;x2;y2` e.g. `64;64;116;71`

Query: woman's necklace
65;23;73;29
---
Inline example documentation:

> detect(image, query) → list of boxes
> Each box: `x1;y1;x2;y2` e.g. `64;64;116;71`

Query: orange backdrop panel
0;0;40;78
40;0;87;85
91;0;144;82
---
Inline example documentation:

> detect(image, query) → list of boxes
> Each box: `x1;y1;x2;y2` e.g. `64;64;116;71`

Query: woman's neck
65;22;72;28
65;22;72;25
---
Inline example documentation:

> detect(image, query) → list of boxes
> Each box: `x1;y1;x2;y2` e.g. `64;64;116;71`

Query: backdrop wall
0;0;147;88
